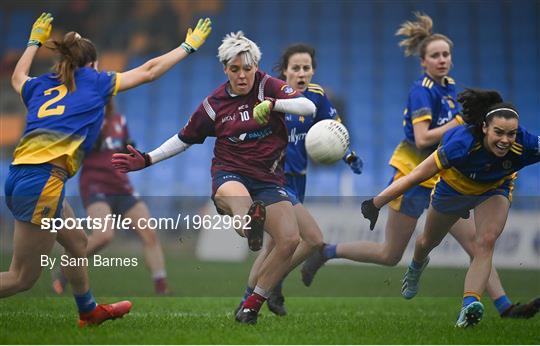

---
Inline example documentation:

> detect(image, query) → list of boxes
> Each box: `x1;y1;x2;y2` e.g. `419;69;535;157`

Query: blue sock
322;244;337;259
462;295;479;308
410;258;425;270
241;286;254;304
74;290;97;313
494;295;512;315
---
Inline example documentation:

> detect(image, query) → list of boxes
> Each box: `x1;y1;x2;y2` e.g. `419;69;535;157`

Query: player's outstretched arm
12;12;53;93
254;97;316;125
361;153;440;229
117;18;212;92
112;134;191;172
374;153;440;208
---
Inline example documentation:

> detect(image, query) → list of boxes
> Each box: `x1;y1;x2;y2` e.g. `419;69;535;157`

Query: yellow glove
28;12;53;47
253;99;274;125
181;18;212;54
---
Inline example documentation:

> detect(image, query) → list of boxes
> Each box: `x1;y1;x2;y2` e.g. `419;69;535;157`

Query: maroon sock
154;278;169;294
243;293;266;312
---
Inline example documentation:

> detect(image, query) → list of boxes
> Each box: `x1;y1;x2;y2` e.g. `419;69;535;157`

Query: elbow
415;138;433;150
143;69;156;83
141;61;158;83
11;74;21;92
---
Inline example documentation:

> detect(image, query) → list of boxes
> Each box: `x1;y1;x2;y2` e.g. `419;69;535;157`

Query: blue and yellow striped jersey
284;83;338;175
390;74;459;188
12;67;119;176
434;125;540;195
403;74;460;151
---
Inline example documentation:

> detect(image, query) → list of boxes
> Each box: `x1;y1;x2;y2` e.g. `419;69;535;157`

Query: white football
305;119;350;164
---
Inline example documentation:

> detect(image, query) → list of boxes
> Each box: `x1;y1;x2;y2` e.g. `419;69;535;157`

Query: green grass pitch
1;252;539;344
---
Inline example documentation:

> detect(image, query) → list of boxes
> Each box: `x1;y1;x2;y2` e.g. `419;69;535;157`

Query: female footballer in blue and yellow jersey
236;44;363;317
302;13;538;322
284;83;359;203
388;72;463;215
2;13;211;326
362;88;540;327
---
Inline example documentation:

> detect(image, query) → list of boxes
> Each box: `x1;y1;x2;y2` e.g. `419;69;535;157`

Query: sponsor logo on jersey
437;113;452;126
227;126;273;143
281;85;295;95
502;160;512;170
288;127;307;145
221;114;236;123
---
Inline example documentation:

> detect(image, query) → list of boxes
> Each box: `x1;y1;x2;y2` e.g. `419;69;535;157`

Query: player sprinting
361;88;540;327
2;13;211;326
52;100;169;295
111;32;316;324
301;12;539;320
235;44;363;316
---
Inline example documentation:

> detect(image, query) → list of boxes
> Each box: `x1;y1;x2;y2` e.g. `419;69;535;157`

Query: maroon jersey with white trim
179;71;299;185
80;113;134;198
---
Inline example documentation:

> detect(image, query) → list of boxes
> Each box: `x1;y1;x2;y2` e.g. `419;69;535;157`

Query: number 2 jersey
179;70;300;186
434;125;540;195
284;83;338;175
12;67;119;176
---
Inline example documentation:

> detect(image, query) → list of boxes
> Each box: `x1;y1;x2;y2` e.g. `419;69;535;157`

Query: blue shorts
84;193;139;215
211;171;290;214
5;164;68;225
387;170;431;219
431;178;514;218
284;173;306;206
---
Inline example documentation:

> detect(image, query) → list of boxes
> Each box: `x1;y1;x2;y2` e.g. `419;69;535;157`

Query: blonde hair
217;31;261;67
396;12;453;58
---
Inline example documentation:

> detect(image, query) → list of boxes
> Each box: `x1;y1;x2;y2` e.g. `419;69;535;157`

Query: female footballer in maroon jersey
53;100;169;295
112;31;316;324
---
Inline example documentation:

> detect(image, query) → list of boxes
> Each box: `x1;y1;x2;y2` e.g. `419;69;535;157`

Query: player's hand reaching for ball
112;145;152;173
361;198;379;231
181;18;212;54
253;98;275;125
28;12;53;47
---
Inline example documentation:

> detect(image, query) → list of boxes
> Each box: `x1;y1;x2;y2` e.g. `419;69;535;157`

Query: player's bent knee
380;252;402;267
17;274;40;292
278;235;301;256
475;232;498;253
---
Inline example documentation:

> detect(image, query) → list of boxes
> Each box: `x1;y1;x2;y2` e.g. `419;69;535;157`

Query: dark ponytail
458;88;519;138
47;31;97;92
